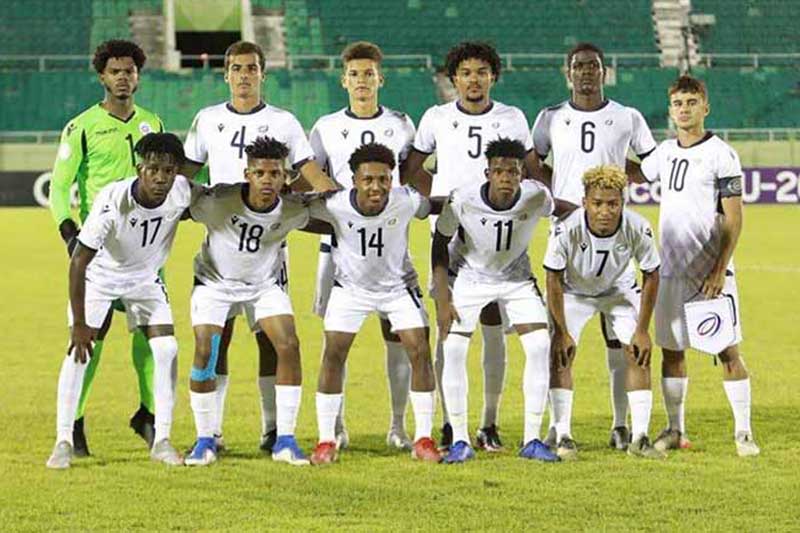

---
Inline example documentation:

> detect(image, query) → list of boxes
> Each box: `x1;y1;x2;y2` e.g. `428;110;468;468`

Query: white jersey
532;99;656;205
309;106;415;187
78;176;194;289
414;100;533;197
190;184;310;297
641;132;744;280
436;180;553;284
184;101;315;184
309;186;430;292
543;207;660;297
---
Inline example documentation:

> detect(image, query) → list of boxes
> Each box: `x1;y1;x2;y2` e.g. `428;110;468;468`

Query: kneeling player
432;138;558;464
47;133;192;469
185;137;315;466
308;143;441;464
544;165;664;460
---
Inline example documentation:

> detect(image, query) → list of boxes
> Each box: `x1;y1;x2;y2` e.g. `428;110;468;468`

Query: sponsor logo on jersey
452;121;459;129
347;220;354;228
579;242;587;251
218;123;225;132
66;123;77;137
95;128;118;136
100;204;111;214
139;122;152;135
565;118;571;126
341;129;349;139
644;228;653;238
480;217;487;226
130;217;138;227
231;215;240;224
697;312;723;337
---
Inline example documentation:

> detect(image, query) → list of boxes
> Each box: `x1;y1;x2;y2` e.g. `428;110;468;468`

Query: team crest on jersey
605;119;613;126
217;123;225;132
519;213;529;221
553;225;563;236
384;128;394;137
270;222;281;230
130;217;138;227
387;217;398;226
341;129;349;139
615;243;627;252
452;121;459;129
139;122;152;135
492;122;500;129
259;124;269;133
100;204;111;214
579;242;587;251
231;215;240;224
480;217;487;226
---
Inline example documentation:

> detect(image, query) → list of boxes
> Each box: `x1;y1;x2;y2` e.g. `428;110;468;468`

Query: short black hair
134;133;185;165
245;136;290;161
93;39;146;73
445;41;502;83
485;137;527;161
567;42;605;69
348;142;396;173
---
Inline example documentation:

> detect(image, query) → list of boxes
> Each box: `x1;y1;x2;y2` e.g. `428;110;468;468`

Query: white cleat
735;431;760;457
46;441;73;470
151;439;184;466
184;438;217;467
386;428;413;450
335;429;349;451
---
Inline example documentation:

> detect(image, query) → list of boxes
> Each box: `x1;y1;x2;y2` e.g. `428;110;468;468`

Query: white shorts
564;287;641;346
225;242;290;331
191;283;294;329
450;276;547;334
324;283;429;333
656;274;743;351
68;277;173;332
313;235;335;318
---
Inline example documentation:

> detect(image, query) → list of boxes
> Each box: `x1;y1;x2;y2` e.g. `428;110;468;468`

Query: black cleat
129;404;155;449
260;429;277;453
73;417;90;457
475;424;504;452
608;426;631;451
439;422;453;451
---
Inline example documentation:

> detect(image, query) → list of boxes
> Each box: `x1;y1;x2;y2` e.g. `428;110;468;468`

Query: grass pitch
2;205;798;531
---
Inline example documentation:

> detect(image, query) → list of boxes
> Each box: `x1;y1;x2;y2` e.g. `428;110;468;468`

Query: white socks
480;324;506;428
433;336;449;424
149;336;178;444
316;392;343;443
409;390;435;441
607;346;629;428
275;384;302;436
190;390;216;439
215;373;229;436
627;389;653;441
55;349;89;445
442;334;470;444
520;330;550;445
258;375;276;435
549;388;573;440
723;378;752;435
385;341;410;431
661;377;688;433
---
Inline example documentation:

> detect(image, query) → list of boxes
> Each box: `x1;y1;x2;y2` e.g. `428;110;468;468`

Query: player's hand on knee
701;270;725;299
436;302;460;340
551;331;576;369
69;323;95;363
630;330;652;368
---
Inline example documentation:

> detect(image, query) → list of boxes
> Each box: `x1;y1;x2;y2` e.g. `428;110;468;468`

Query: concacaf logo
697;312;723;337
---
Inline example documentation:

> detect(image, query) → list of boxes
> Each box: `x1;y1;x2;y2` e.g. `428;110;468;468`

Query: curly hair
245;136;290;161
348;142;396;173
445;41;501;83
92;39;146;73
582;164;627;195
485;137;527;160
134;133;186;164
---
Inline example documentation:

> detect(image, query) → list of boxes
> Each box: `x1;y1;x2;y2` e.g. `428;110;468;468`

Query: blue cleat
441;440;475;464
272;435;310;466
519;439;561;462
185;437;217;467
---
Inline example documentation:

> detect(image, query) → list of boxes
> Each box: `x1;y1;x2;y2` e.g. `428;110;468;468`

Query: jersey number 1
493;220;513;251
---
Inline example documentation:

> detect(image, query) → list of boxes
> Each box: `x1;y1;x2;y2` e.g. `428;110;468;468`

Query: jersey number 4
358;227;384;256
231;126;247;159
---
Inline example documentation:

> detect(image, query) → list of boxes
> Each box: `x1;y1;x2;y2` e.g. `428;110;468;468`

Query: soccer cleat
628;436;667;459
475;425;504;452
150;439;184;466
310;441;338;465
272;435;311;466
439;422;453;451
129;404;155;449
556;436;578;461
543;426;558;448
735;431;760;457
335;429;349;451
73;417;90;457
441;440;475;464
260;429;278;453
184;437;217;467
411;437;441;462
214;434;226;453
608;426;631;451
653;428;692;452
46;441;73;470
519;439;561;462
386;428;413;450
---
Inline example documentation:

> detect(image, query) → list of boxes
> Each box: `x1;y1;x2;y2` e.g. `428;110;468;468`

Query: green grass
2;205;798;531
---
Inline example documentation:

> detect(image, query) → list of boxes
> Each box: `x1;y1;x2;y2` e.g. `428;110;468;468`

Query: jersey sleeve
716;145;744;198
183;112;208;165
629;108;657;158
536;185;555;218
412;107;436;154
512;108;534;151
640;143;662;183
404;185;431;219
308;120;329;173
77;187;115;251
542;222;568;272
284;114;316;169
531;108;552;158
49;121;86;226
435;191;459;237
398;114;417;164
632;216;660;272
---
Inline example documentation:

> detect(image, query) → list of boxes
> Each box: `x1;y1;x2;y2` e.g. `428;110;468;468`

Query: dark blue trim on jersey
567;99;610;112
349;188;389;216
584;210;623;239
98;103;137;123
345;106;384;120
637;147;656;160
320;242;332;253
185;157;205;166
456;101;494;116
241;184;280;213
292;156;313;171
543;264;566;273
641;265;660;274
677;130;714;149
225;101;266;115
480;182;521;211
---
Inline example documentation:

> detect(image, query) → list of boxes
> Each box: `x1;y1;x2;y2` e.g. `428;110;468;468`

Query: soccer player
641;75;759;457
46;133;192;469
531;42;658;450
48;39;164;456
307;143;440;465
182;40;337;452
185;137;317;467
543;164;663;460
308;41;419;450
432;138;558;464
401;41;540;451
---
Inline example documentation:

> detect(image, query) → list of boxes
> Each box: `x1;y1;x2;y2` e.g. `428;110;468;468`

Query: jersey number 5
468;126;482;159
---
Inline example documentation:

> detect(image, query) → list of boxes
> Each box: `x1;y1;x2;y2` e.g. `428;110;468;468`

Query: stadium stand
692;0;800;53
0;0;91;54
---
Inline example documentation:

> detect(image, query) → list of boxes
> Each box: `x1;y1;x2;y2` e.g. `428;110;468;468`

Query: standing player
544;165;663;459
49;40;164;456
185;137;316;467
307;143;440;465
432;138;557;464
46;133;192;469
308;41;418;450
531;42;658;450
182;40;337;452
401;41;539;450
641;75;759;457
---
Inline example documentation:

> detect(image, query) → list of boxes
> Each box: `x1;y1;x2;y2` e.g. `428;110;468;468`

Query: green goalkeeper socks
75;339;104;419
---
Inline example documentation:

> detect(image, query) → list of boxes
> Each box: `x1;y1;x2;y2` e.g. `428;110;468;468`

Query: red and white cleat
411;437;442;462
310;441;338;465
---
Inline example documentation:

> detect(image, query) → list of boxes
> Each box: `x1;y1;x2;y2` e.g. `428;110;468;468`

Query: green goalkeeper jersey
49;103;164;226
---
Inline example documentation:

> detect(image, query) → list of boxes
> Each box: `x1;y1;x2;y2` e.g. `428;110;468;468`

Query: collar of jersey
98;103;137;123
480;182;520;211
226;101;267;115
567;99;610;113
349;188;388;216
130;179;168;211
676;130;714;149
584;209;622;239
345;106;383;120
456;100;494;116
241;184;280;214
